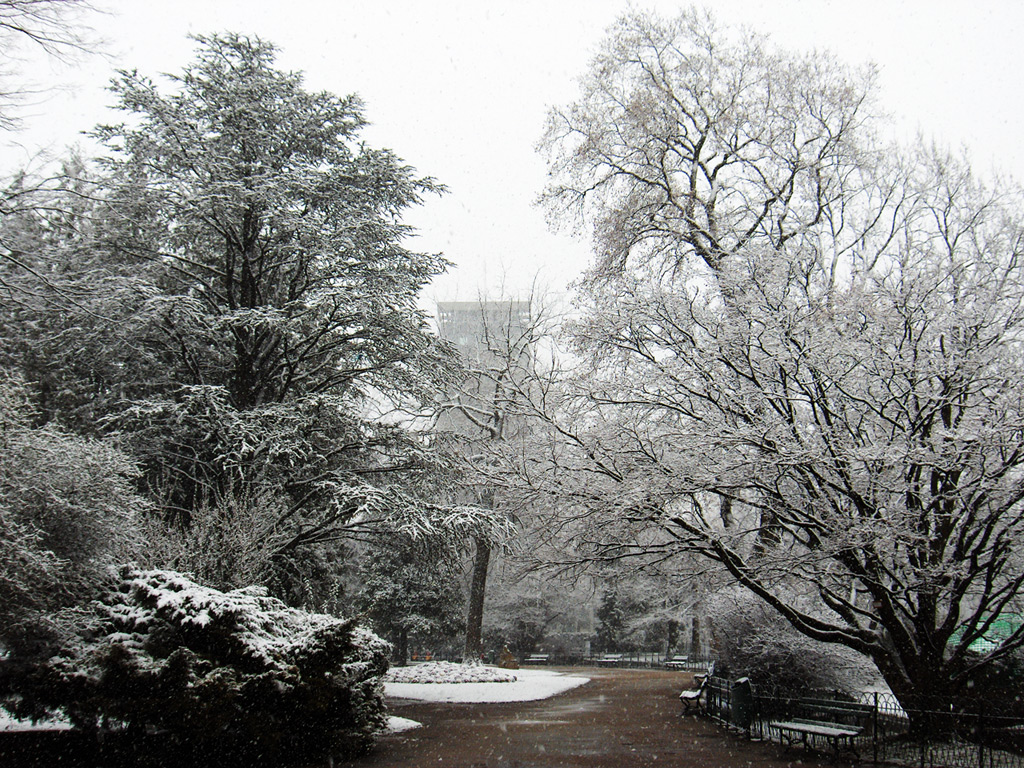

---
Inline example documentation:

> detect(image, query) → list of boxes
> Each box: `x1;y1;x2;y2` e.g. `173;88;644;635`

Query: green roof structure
949;614;1023;654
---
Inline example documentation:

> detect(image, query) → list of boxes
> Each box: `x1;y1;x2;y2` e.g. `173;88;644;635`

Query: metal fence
406;650;717;669
702;677;1024;768
576;652;717;670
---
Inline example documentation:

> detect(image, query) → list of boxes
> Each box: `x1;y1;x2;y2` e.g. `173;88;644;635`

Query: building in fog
435;300;532;363
434;300;534;437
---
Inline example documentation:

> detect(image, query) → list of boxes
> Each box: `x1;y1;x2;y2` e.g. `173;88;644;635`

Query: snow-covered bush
2;567;390;762
0;374;143;647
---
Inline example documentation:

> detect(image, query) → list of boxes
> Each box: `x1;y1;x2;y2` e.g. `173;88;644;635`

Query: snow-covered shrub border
1;567;390;762
385;661;517;684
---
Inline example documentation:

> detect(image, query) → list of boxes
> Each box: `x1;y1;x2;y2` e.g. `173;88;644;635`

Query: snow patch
384;667;589;703
0;712;72;732
385;661;516;684
387;716;421;733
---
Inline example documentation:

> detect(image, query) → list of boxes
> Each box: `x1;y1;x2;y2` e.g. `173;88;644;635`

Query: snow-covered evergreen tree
356;534;465;665
0;373;142;649
0;33;500;596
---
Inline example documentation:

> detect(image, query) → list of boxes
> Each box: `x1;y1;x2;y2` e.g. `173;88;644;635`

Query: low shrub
0;567;390;764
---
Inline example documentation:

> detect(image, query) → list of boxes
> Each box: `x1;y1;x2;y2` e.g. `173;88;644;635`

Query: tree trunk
463;536;491;663
874;649;961;739
396;628;409;667
719;495;733;528
897;680;959;739
666;618;679;658
690;614;702;656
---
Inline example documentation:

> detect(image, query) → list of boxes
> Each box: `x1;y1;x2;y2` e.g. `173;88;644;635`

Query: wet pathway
341;667;810;768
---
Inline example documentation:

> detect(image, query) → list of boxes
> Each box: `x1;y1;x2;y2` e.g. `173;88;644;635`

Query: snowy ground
387;715;422;733
0;712;72;732
1;709;428;738
384;665;590;704
385;660;517;684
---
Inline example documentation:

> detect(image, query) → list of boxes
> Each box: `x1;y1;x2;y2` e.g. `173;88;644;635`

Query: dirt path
342;667;816;768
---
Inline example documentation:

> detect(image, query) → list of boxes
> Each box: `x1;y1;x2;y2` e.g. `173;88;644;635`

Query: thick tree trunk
873;647;961;739
666;618;679;658
463;536;491;663
896;680;959;739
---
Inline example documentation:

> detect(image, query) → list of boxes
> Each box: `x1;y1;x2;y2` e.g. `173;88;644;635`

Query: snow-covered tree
95;32;452;411
535;6;1024;731
0;0;99;129
435;298;555;661
355;534;464;665
591;567;697;656
540;7;881;282
594;586;628;653
0;373;142;647
707;587;877;693
90;31;454;522
482;584;566;659
1;1;102;309
0;33;498;588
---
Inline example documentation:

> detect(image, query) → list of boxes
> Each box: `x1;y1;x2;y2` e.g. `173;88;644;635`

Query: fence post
873;691;879;765
978;701;985;768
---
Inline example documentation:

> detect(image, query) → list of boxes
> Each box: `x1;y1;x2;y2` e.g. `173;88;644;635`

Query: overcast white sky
5;0;1024;306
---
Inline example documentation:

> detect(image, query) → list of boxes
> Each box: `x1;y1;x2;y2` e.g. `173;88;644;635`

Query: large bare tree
535;7;1024;730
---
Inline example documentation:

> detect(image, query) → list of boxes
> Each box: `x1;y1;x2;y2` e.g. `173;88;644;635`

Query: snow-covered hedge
385;661;516;684
2;567;390;762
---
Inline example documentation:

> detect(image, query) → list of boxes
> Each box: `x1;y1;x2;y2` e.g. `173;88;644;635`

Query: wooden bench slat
769;717;864;758
770;720;861;738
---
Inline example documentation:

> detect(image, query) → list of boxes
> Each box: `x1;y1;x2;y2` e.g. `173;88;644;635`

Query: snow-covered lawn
385;660;517;684
384;663;589;704
0;711;72;732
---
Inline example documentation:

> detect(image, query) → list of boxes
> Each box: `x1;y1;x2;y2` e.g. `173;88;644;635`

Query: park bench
664;655;689;669
596;653;624;665
768;697;874;758
678;661;715;715
523;653;550;665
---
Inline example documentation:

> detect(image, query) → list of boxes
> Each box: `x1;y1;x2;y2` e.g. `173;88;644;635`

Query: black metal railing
702;677;1024;768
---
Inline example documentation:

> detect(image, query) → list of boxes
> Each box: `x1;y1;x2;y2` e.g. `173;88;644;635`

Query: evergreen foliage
1;567;390;762
0;373;142;647
594;588;627;654
356;535;465;664
0;33;497;601
86;33;454;535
